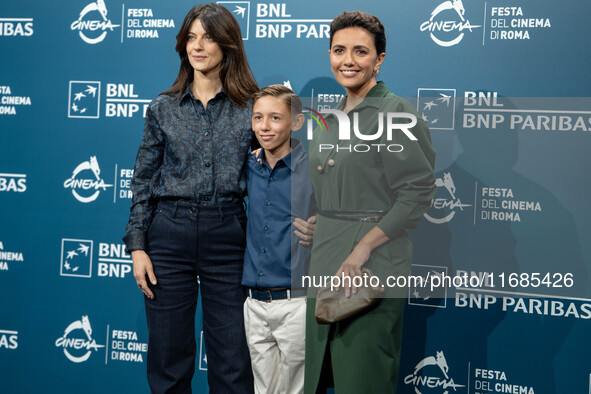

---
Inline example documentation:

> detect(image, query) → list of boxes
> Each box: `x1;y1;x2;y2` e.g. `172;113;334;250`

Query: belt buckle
362;216;380;223
266;289;273;302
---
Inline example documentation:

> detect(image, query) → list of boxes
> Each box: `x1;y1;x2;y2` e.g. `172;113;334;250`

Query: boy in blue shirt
242;85;316;394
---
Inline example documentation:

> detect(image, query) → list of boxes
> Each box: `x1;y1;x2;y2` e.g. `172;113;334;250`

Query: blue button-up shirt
242;139;316;290
124;86;254;252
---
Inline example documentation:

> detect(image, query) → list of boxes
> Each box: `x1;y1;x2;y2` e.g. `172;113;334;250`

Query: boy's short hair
253;84;303;115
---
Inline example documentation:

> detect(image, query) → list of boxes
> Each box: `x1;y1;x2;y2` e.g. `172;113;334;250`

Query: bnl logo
217;2;250;40
417;88;456;130
408;264;448;308
60;239;93;278
68;81;100;118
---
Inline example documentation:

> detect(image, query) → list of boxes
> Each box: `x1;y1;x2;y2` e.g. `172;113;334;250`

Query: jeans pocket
147;209;163;243
232;213;247;238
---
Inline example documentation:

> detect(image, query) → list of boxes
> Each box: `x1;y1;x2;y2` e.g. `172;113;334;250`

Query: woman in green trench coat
304;11;436;393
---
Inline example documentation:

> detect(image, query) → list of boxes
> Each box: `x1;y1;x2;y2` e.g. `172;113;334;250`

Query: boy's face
252;96;293;157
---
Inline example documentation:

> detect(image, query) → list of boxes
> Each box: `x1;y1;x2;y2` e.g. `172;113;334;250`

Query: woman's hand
132;250;157;300
335;243;372;297
293;215;317;247
250;148;263;164
334;226;390;297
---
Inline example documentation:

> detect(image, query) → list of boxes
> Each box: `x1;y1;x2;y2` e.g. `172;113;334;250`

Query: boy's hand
293;215;317;247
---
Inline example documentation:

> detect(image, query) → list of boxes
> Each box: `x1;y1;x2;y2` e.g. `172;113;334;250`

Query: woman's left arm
336;103;437;296
375;111;436;239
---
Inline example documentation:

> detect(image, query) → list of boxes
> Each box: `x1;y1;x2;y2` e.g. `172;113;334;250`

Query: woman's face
185;19;224;77
329;27;385;96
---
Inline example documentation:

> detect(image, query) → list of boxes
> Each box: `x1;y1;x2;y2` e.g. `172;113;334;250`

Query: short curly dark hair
329;11;386;55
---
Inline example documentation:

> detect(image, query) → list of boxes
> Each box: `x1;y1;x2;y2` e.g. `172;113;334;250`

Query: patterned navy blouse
123;86;254;252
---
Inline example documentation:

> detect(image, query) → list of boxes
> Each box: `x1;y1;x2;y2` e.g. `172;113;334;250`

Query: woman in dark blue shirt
123;4;258;393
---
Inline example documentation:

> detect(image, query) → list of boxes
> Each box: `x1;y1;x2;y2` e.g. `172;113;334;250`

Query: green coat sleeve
376;100;437;239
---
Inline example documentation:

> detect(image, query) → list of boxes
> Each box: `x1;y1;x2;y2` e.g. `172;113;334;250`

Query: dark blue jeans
145;199;254;394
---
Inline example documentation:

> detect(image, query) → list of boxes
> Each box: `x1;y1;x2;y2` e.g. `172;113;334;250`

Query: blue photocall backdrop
1;1;590;393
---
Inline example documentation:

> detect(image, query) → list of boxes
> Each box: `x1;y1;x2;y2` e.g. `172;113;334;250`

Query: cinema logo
474;368;536;394
0;241;25;272
71;0;120;44
1;85;32;116
489;6;551;41
479;186;542;223
64;156;113;203
305;108;419;153
420;0;481;47
424;172;472;224
124;8;175;40
404;351;465;393
314;93;346;112
55;316;105;363
109;329;147;363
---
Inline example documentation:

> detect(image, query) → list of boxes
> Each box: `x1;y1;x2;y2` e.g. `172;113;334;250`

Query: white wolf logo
79;0;108;21
71;156;101;180
414;350;450;379
431;0;465;20
435;172;456;200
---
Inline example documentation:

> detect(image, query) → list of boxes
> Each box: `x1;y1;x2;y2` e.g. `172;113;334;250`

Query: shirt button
269;177;274;182
317;165;324;173
203;196;211;202
205;162;211;168
265;201;271;206
264;226;268;231
328;159;335;167
262;248;266;254
204;132;209;137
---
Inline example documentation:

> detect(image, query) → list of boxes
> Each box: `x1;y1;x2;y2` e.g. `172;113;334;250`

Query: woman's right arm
123;105;165;299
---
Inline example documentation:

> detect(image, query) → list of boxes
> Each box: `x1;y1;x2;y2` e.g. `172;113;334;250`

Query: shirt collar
179;84;227;106
286;139;305;171
333;81;390;112
366;81;390;98
256;138;304;172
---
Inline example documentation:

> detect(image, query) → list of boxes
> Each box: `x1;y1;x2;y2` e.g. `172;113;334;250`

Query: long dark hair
163;3;258;106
